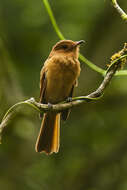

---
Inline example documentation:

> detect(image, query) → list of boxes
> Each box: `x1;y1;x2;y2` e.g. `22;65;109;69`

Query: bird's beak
75;40;85;46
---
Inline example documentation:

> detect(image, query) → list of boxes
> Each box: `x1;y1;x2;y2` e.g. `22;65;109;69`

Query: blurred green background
0;0;127;190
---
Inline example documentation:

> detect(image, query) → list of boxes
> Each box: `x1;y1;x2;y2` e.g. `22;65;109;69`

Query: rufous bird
35;39;84;155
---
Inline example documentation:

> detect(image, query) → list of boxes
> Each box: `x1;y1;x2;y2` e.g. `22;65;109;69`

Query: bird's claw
48;102;53;110
66;97;72;102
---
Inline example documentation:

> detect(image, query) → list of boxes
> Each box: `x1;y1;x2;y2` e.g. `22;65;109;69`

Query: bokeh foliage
0;0;127;190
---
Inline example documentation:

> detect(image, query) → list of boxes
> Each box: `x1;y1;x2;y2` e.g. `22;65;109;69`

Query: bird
35;39;84;155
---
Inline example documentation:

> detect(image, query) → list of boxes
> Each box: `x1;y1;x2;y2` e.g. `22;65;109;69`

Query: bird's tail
35;112;60;155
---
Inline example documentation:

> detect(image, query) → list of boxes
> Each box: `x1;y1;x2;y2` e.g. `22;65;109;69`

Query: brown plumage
35;40;84;155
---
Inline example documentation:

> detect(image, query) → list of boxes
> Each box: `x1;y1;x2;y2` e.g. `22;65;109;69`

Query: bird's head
49;40;85;59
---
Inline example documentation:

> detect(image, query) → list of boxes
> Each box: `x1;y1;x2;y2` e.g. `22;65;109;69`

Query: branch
112;0;127;21
0;45;126;139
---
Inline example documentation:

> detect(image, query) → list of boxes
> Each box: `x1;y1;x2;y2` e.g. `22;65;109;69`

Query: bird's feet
47;102;53;110
66;97;72;103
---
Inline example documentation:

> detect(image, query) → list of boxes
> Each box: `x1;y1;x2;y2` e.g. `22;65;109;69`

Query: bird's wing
61;83;75;121
40;67;47;104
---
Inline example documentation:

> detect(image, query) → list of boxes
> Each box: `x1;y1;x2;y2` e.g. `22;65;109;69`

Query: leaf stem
43;0;65;40
79;54;106;76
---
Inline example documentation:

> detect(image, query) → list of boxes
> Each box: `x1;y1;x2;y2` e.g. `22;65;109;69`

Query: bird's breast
45;56;80;103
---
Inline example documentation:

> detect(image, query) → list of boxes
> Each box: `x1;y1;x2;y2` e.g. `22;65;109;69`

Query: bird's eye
62;45;68;49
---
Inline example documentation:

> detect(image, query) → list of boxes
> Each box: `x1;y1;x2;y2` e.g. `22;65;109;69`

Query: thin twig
112;0;127;21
